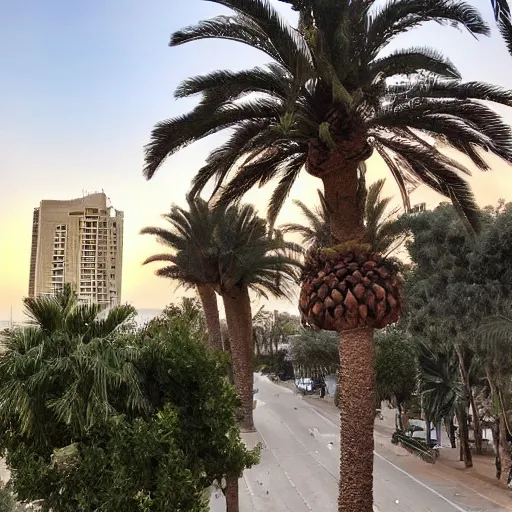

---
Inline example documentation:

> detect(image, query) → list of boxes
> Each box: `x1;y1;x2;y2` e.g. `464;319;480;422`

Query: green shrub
0;307;258;512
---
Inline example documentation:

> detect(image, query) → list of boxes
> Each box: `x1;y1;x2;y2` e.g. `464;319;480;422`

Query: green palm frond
491;0;512;55
280;177;405;254
145;0;511;232
367;0;489;59
416;340;462;423
173;0;313;77
367;47;461;83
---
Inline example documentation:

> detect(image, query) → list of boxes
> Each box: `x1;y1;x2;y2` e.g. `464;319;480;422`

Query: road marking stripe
257;421;314;512
374;452;467;511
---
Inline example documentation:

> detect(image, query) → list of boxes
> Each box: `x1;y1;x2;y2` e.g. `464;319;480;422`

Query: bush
0;309;258;512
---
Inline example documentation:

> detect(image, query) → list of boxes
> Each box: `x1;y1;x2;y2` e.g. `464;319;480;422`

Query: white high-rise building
29;192;123;308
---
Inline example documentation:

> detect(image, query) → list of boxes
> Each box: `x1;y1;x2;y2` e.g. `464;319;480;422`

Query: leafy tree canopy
290;328;338;378
0;301;257;512
375;326;417;408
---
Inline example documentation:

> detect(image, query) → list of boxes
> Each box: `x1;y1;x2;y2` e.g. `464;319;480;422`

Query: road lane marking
374;452;467;512
267;409;339;482
257;421;314;512
258;378;511;512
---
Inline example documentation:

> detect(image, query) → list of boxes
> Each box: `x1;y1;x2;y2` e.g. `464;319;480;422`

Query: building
28;192;123;308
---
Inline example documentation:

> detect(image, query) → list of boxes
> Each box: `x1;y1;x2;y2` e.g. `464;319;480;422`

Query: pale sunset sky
1;0;512;321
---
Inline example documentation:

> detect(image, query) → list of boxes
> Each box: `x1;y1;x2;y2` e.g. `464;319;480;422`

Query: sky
1;0;512;322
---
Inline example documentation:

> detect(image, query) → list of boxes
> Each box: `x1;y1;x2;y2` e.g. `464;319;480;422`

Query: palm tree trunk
317;160;374;512
338;327;375;512
446;415;457;449
225;474;239;512
485;365;502;480
455;344;482;454
222;285;255;432
457;402;473;468
196;284;223;351
498;410;512;487
320;161;365;244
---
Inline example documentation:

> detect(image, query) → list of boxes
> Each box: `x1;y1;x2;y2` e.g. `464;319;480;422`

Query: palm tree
142;199;300;432
215;203;300;432
140;197;224;351
415;340;471;464
1;290;145;442
23;284;135;342
281;177;405;255
143;2;512;509
478;312;512;486
491;0;512;56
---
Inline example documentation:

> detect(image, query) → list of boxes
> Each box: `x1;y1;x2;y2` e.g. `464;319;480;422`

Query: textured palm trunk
455;344;482;454
338;327;375;512
196;284;223;351
498;411;512;487
316;158;375;512
225;474;239;512
222;285;255;432
457;402;473;468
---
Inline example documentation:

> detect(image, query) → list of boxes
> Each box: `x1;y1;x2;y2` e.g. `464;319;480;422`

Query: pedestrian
320;381;326;399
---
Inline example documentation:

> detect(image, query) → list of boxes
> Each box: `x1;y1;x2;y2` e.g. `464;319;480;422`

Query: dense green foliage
375;327;417;412
290;329;338;378
0;300;257;512
141;197;301;299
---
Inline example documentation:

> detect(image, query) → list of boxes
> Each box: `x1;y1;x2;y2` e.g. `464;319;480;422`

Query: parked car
295;377;314;392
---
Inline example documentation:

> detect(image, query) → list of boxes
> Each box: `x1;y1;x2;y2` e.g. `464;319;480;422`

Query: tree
144;199;300;434
281;178;405;255
253;307;300;357
0;301;257;511
23;284;135;343
491;0;512;56
143;2;512;509
415;337;468;461
215;203;300;432
478;311;512;487
402;205;486;456
403;202;512;474
290;329;339;379
375;326;417;430
141;197;223;351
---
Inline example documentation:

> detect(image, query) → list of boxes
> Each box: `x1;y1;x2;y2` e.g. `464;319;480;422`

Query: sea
0;308;163;331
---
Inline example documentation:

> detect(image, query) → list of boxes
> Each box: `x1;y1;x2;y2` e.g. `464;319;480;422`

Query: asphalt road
210;374;511;512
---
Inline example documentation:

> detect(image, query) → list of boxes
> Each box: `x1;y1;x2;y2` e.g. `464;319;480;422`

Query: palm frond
367;0;489;59
367;47;461;83
144;98;282;179
376;135;480;230
491;0;512;55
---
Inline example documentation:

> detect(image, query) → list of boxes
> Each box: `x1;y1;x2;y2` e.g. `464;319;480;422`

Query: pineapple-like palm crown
144;0;512;230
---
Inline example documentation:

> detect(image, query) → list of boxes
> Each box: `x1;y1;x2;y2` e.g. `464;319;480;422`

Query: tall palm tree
143;2;512;509
141;197;224;351
215;202;300;432
491;0;512;56
281;177;404;255
142;199;300;432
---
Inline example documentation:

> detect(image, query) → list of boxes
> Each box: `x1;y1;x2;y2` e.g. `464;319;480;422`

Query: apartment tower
28;193;123;308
